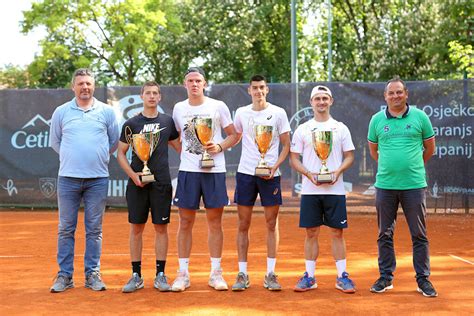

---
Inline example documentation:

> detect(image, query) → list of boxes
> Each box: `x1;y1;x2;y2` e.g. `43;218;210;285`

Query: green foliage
25;38;91;88
21;0;169;86
19;0;293;87
0;64;34;89
306;0;473;81
179;0;293;83
449;41;474;78
13;0;473;88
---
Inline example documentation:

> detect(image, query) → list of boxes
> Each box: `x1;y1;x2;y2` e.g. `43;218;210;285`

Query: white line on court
0;252;293;259
449;254;474;265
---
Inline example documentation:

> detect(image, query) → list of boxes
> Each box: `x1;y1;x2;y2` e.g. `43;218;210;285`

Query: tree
305;0;473;81
21;0;295;86
0;64;34;89
449;41;474;78
21;0;171;86
168;0;295;83
19;0;472;88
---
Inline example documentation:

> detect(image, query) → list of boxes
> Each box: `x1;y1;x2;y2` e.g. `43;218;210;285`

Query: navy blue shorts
126;183;172;224
234;172;282;206
174;171;229;210
299;195;348;229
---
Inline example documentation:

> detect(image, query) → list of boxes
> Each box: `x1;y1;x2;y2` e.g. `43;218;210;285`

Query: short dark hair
385;76;407;92
141;81;161;95
71;68;94;84
250;74;267;84
184;67;205;78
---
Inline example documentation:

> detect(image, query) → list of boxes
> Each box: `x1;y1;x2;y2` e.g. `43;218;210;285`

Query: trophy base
316;173;333;183
255;167;271;177
199;159;215;169
140;173;156;184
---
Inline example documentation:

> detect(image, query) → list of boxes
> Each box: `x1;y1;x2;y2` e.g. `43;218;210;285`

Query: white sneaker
208;268;228;291
171;270;190;292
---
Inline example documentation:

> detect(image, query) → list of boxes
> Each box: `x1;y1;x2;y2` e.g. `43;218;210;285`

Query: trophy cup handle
151;130;161;152
125;126;133;145
211;112;218;143
248;117;255;139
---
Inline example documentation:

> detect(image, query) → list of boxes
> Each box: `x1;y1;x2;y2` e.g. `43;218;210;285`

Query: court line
449;254;474;265
0;252;294;259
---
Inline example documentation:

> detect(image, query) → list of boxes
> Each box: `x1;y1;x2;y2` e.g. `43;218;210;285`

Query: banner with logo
0;80;472;211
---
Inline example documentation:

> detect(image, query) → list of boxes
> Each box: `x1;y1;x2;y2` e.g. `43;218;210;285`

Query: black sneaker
417;278;438;297
370;277;393;293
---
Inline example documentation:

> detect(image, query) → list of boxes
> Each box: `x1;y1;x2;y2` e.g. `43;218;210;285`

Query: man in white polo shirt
290;85;356;293
49;68;119;293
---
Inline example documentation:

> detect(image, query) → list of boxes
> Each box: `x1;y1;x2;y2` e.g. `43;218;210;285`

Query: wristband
217;144;223;152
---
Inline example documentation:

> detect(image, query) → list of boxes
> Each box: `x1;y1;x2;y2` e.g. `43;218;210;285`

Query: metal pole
463;70;469;213
291;0;299;110
327;0;332;81
291;0;299;197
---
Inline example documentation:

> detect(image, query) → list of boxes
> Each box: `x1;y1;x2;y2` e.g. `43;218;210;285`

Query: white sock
178;258;189;273
210;257;221;272
306;260;316;278
238;261;248;274
335;259;347;278
267;257;276;275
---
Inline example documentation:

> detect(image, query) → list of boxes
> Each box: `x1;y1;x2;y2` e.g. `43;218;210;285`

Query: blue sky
0;0;44;67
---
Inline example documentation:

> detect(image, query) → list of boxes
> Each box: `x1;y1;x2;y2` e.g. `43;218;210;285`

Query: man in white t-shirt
171;67;239;292
231;75;290;291
290;85;356;293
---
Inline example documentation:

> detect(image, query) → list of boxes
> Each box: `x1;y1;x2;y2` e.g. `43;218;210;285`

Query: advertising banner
0;80;472;211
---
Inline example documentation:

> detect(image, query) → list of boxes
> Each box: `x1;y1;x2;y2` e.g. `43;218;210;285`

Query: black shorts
126;182;172;224
299;194;348;229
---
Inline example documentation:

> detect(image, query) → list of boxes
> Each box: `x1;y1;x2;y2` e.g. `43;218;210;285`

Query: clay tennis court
0;208;473;315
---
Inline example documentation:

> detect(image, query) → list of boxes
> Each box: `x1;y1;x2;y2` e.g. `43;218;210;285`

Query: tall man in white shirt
290;85;356;293
231;75;290;291
171;67;239;292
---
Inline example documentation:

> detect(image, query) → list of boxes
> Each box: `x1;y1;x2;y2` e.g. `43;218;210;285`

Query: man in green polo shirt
367;77;437;298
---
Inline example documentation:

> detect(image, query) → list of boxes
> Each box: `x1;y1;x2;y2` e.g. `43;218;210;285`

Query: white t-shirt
291;117;354;195
172;97;233;173
234;103;291;176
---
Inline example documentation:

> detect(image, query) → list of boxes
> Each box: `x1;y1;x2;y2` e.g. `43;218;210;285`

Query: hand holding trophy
125;126;160;183
311;130;333;183
192;117;215;168
253;124;274;177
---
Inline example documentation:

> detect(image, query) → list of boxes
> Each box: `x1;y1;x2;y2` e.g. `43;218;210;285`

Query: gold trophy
125;126;160;183
254;125;274;177
192;117;215;168
312;130;333;183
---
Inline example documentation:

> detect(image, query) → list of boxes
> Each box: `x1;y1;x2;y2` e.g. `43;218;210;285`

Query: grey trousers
375;188;431;280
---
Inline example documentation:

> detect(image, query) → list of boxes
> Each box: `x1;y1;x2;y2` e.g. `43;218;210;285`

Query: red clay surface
0;210;473;315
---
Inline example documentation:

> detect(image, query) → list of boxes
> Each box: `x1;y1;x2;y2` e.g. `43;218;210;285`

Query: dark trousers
375;188;431;280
